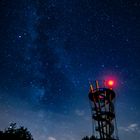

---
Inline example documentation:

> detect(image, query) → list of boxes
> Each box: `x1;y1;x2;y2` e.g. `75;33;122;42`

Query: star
18;35;22;38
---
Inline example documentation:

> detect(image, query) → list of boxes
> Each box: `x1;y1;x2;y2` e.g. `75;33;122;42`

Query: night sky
0;0;140;140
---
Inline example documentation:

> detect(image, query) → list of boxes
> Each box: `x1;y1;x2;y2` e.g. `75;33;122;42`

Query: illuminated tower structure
89;80;119;140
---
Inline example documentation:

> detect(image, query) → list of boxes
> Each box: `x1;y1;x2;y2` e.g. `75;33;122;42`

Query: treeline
82;136;118;140
0;123;114;140
82;135;97;140
0;123;33;140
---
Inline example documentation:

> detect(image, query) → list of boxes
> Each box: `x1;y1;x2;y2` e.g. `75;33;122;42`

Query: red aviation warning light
102;75;118;89
107;80;115;89
108;80;114;86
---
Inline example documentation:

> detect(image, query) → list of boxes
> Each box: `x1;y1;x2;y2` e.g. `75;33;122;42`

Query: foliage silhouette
82;136;90;140
82;135;97;140
0;123;33;140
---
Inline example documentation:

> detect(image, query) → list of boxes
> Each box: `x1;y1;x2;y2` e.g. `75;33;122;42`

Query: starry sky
0;0;140;140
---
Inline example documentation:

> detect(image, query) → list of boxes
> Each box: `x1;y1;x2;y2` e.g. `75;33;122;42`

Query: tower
88;80;119;140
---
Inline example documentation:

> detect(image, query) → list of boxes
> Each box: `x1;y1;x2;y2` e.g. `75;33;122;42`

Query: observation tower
88;80;119;140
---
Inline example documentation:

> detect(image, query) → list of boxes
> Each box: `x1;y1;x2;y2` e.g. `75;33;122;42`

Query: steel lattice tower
88;80;119;140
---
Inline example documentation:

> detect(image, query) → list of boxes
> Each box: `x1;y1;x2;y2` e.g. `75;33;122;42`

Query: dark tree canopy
82;136;90;140
82;135;97;140
0;123;34;140
82;136;118;140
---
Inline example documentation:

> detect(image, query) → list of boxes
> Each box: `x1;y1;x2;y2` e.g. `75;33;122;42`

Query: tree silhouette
0;123;34;140
82;135;97;140
82;136;90;140
90;135;96;140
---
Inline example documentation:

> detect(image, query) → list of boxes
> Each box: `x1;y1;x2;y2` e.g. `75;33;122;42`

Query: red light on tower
108;80;114;86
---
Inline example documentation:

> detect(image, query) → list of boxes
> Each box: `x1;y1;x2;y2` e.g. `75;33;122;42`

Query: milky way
0;0;140;140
